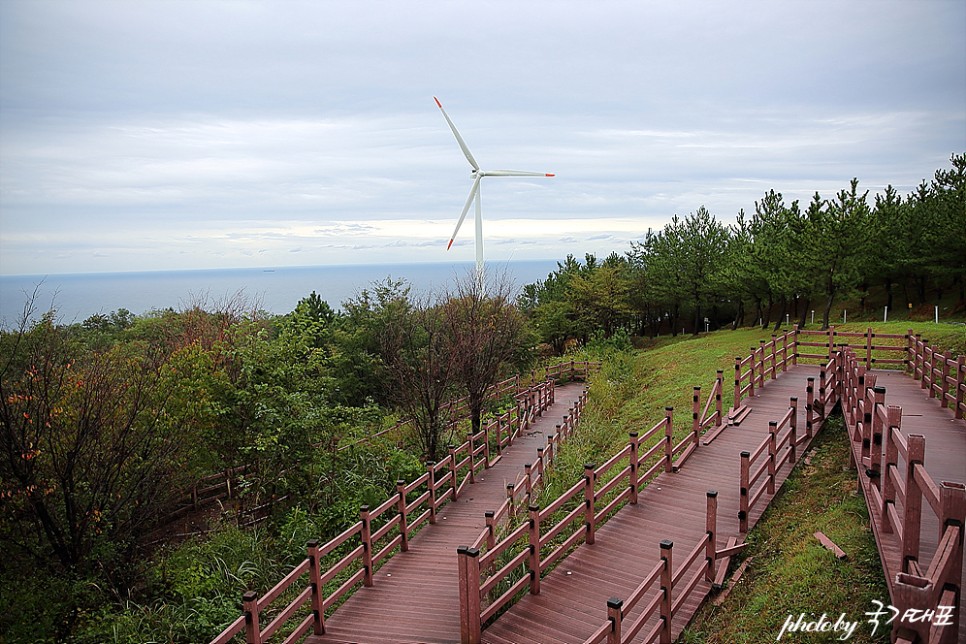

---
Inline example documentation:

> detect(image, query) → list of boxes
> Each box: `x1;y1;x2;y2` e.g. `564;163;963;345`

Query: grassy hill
541;322;964;642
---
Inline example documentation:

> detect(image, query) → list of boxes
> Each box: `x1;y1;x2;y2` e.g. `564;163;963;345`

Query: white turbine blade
484;170;555;177
448;175;482;250
434;96;480;172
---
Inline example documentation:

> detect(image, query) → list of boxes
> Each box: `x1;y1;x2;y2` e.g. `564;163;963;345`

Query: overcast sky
1;0;963;276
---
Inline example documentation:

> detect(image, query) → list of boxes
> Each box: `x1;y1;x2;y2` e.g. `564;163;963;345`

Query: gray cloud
1;0;963;275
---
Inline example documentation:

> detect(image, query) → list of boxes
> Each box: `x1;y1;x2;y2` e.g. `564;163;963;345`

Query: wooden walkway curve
213;330;965;644
480;365;823;643
305;382;590;643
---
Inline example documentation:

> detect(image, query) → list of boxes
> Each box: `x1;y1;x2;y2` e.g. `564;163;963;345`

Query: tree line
521;153;965;347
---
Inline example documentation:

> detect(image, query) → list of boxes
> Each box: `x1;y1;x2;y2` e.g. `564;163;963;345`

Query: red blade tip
546;173;555;177
447;239;454;250
434;97;442;108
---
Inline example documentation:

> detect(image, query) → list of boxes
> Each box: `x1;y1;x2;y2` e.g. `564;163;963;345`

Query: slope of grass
680;417;890;643
539;322;963;639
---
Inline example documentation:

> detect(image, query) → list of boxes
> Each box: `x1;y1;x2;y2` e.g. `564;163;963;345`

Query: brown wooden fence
456;368;728;643
210;366;594;644
460;327;963;644
839;343;965;643
579;492;748;644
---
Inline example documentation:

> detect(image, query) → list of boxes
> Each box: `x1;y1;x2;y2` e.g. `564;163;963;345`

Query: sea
0;260;560;326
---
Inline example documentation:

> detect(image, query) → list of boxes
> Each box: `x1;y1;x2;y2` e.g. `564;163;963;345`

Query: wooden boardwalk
214;333;964;644
843;367;966;643
306;383;590;644
482;366;824;643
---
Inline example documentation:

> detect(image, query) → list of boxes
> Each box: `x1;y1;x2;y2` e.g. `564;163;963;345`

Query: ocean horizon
0;260;561;327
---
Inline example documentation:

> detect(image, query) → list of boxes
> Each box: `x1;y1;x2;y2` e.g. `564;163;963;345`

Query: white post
785;313;790;325
935;305;939;324
843;309;847;323
884;306;888;322
811;310;815;324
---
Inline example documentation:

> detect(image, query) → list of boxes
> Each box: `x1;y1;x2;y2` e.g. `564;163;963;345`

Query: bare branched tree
0;309;189;572
443;270;529;435
378;292;461;461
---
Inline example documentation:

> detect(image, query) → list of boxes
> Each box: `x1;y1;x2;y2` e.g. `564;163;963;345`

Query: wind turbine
434;96;554;288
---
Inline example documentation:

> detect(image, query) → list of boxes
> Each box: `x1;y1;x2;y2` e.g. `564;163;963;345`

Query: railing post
243;590;262;644
691;386;701;447
805;377;815;439
506;483;516;517
427;462;438;524
457;546;482;644
902;435;925;573
767;421;777;495
788;397;798;463
860;374;872;465
360;505;373;587
536;447;545;484
715;370;724;426
467;434;476;483
892;573;935;644
940;351;952;408
781;331;790;372
483;422;491;467
524;463;533;502
706;490;718;583
792;323;800;366
956;355;966;420
664;407;674;473
770;334;778;379
629;432;640;505
865;327;873;369
938;482;966;642
739;451;750;533
396;480;409;552
748;347;757;398
659;540;673;644
528;504;541;595
905;329;915;374
449;445;461;499
484;510;496;553
882;405;902;533
584;463;597;545
827;325;834;359
307;539;325;635
868;387;885;487
818;365;828;420
606;597;623;644
733;356;742;410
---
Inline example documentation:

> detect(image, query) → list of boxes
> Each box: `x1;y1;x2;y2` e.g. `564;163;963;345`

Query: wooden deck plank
306;383;589;644
300;364;965;643
845;369;966;643
483;367;825;642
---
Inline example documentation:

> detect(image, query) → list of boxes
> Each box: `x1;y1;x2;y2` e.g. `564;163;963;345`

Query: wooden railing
908;333;966;420
581;491;748;644
211;375;567;644
732;329;796;414
738;396;799;533
839;345;965;644
456;367;730;643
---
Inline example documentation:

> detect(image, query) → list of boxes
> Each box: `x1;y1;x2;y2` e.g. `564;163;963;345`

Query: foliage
522;154;965;348
0;313;192;574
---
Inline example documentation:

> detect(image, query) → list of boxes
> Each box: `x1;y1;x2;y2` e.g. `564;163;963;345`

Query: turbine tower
434;96;554;288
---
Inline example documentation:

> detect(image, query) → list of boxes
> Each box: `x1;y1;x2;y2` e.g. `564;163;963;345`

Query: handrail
212;374;574;644
738;397;799;533
581;491;749;644
839;343;965;643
